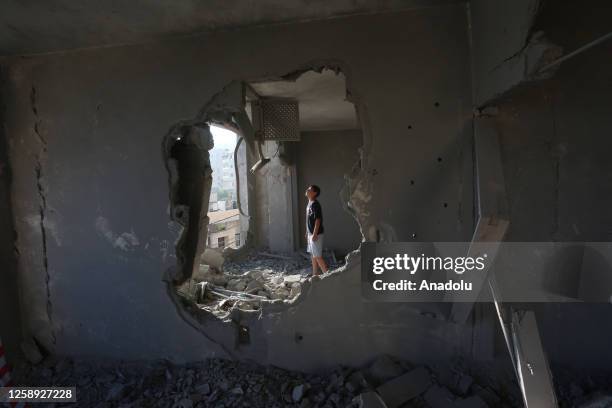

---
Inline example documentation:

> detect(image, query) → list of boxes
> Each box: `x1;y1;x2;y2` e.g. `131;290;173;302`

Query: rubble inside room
17;354;528;408
176;249;343;320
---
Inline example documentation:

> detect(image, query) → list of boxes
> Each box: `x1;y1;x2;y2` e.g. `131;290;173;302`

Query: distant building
207;209;242;249
208;192;219;212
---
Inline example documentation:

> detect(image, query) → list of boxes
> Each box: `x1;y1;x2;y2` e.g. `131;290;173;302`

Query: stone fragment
227;278;247;292
172;398;193;408
368;355;405;384
453;395;488;408
376;366;430;408
289;283;301;298
455;373;474;395
106;383;127;401
578;393;612;408
196;383;211;395
201;248;225;269
284;274;302;284
292;384;305;402
245;279;263;293
353;391;388;408
423;385;456;408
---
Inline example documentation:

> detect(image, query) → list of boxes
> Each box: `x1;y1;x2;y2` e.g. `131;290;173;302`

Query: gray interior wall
297;130;362;257
469;0;542;105
471;0;612;371
0;69;22;364
496;48;612;371
1;6;476;369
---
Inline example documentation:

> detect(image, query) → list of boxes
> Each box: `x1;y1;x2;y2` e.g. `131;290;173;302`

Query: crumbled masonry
17;354;525;408
177;249;342;320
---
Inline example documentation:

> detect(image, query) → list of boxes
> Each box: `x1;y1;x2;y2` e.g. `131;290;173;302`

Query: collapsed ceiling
250;69;359;131
0;0;464;56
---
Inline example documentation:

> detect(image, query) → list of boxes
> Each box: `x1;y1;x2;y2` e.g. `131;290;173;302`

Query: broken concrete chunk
354;391;388;408
457;375;474;395
227;278;247;292
292;384;305;402
577;393;612;408
245;279;264;293
172;398;194;408
368;355;405;384
471;385;500;406
284;274;302;284
290;284;301;298
423;385;456;408
201;248;225;270
453;395;488;408
347;370;370;391
230;386;244;395
376;366;430;408
271;287;290;300
106;383;127;401
246;270;263;280
195;383;211;395
194;264;228;286
454;373;474;395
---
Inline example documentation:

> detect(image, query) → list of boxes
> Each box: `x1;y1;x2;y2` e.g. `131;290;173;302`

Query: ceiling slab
250;69;358;132
0;0;464;56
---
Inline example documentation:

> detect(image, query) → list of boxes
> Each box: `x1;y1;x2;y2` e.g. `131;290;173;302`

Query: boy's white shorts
307;233;324;257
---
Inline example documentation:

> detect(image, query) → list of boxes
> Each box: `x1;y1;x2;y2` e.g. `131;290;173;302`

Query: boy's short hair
309;184;321;197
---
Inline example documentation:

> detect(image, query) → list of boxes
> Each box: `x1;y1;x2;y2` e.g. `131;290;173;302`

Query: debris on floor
16;354;523;408
177;249;342;320
553;366;612;408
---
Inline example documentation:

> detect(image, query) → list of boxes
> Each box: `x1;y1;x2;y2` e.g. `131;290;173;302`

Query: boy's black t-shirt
307;200;324;234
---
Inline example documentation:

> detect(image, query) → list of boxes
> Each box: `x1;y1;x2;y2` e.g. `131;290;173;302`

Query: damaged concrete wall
469;0;558;106
296;130;362;256
253;140;298;254
1;6;476;369
471;0;612;371
0;68;22;364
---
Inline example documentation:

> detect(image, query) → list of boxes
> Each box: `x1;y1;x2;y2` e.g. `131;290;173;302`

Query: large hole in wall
165;67;365;322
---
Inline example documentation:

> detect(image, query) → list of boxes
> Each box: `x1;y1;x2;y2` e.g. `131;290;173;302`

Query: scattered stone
577;392;612;408
455;373;474;395
354;391;388;408
293;384;305;402
347;370;369;391
16;354;523;407
471;385;501;406
424;385;456;408
245;279;263;293
172;397;193;408
201;248;225;270
368;355;405;384
196;383;211;395
376;366;431;408
290;283;301;298
284;274;302;284
106;383;127;401
453;395;488;408
230;385;244;394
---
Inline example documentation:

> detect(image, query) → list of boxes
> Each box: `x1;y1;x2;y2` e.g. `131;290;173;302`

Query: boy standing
305;185;328;276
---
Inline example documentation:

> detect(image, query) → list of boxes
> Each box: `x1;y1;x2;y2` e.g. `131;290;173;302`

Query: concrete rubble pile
17;354;526;408
553;367;612;408
177;250;341;320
